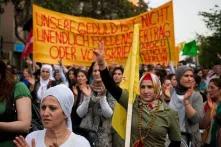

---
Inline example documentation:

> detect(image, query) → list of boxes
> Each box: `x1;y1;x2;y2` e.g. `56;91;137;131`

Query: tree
33;0;148;19
198;5;221;68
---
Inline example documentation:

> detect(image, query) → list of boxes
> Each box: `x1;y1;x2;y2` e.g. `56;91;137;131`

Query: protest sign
33;1;174;66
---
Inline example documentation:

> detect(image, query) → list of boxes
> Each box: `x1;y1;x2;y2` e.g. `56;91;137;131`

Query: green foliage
198;5;221;68
198;35;221;68
199;5;221;37
33;0;148;19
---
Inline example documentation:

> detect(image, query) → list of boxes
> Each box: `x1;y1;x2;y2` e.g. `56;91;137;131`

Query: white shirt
26;130;91;147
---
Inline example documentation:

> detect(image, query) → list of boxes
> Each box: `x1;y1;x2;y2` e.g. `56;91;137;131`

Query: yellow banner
33;1;174;66
112;102;127;139
173;42;184;65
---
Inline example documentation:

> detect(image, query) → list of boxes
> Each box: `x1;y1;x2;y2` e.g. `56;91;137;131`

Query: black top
100;68;122;101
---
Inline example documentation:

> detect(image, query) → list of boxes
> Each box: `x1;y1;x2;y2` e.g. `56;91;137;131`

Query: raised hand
58;58;62;66
80;84;92;97
207;96;216;118
183;88;193;101
28;77;36;91
163;88;171;98
13;136;35;147
207;96;214;109
93;41;105;65
28;77;35;86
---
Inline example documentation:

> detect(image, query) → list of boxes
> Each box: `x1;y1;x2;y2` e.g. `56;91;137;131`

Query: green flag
182;40;198;56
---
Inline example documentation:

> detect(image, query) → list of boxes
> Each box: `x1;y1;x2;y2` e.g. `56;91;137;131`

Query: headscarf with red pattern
139;72;162;99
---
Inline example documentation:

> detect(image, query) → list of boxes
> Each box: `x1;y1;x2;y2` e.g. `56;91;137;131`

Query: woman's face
55;72;61;80
41;68;50;80
140;79;155;102
207;81;221;100
171;75;177;87
40;96;66;129
113;69;123;84
68;71;75;80
179;70;194;88
23;69;31;80
76;71;87;85
92;64;101;81
197;70;203;77
163;79;172;90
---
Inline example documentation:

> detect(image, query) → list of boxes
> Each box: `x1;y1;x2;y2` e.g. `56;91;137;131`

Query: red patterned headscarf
140;72;162;99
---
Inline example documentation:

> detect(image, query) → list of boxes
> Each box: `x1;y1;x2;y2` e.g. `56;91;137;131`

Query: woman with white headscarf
13;84;90;147
33;64;54;101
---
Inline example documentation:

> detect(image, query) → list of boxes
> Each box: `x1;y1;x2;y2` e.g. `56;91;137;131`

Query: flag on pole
120;26;140;103
21;29;33;60
182;40;198;56
111;24;140;140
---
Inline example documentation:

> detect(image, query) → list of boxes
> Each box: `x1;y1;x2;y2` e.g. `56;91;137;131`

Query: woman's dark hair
33;69;40;81
209;78;221;88
24;67;32;75
112;66;124;78
75;68;88;84
162;76;171;85
167;73;175;80
66;68;75;79
53;69;60;78
87;62;96;82
0;60;7;79
155;68;167;84
0;60;16;101
194;74;201;86
66;67;76;89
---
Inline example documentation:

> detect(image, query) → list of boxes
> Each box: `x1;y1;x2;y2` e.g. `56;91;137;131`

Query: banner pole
124;24;140;147
125;103;133;147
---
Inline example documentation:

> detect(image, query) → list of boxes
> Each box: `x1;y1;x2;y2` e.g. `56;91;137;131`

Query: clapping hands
14;136;31;147
207;96;216;118
79;84;92;97
91;80;106;96
14;136;59;147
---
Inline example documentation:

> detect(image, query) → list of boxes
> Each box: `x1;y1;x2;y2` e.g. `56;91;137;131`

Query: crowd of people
0;44;221;147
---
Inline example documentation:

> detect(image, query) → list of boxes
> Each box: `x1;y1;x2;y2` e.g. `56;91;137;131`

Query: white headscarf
42;84;74;131
40;64;54;80
37;64;54;100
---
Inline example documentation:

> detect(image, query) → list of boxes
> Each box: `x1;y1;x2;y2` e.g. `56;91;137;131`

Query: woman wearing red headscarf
93;43;181;147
